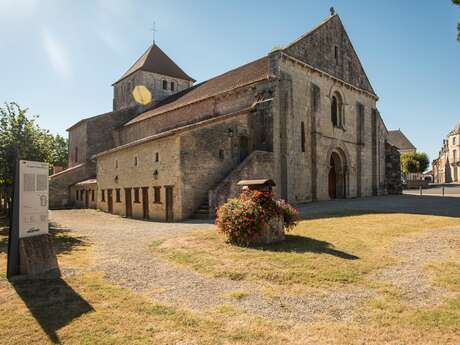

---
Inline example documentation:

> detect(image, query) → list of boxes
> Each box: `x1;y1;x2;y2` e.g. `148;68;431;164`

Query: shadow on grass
0;222;88;256
12;277;94;343
256;235;359;260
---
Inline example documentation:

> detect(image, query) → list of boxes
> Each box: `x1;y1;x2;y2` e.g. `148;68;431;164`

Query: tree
52;134;69;168
400;152;430;175
0;102;68;207
454;0;460;42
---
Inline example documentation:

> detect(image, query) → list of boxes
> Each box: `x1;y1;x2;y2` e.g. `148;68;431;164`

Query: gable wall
273;52;384;203
283;15;374;95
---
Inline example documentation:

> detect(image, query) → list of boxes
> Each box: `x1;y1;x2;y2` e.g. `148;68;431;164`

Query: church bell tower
112;44;195;111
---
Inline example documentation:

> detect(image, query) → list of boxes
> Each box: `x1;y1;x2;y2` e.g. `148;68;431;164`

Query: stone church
50;13;398;221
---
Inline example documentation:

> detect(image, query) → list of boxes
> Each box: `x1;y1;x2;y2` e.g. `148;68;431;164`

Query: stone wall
68;122;87;168
96;135;181;221
70;183;98;209
117;87;257;146
273;50;384;203
179;113;251;219
385;142;402;195
113;70;192;111
49;162;96;209
283;15;374;95
209;150;275;216
68;105;148;165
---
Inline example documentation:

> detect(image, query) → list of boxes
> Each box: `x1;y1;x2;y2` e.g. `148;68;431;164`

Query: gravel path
372;227;460;306
50;209;372;322
50;198;460;322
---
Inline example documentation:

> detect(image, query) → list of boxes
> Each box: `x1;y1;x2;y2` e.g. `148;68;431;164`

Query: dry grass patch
1;214;459;344
151;213;459;292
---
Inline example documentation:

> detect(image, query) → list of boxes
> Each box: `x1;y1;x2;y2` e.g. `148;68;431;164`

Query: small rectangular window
76;190;79;200
134;155;138;167
162;80;167;90
116;189;121;203
153;186;161;203
301;122;305;153
311;84;320;113
115;159;118;169
171;81;175;91
91;189;95;201
74;147;78;162
334;46;339;64
357;103;365;145
218;149;225;160
155;152;159;162
134;187;140;203
101;189;105;202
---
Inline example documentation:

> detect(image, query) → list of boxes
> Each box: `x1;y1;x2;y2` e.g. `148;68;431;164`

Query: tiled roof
124;57;269;126
388;130;416;151
114;44;195;84
74;178;97;186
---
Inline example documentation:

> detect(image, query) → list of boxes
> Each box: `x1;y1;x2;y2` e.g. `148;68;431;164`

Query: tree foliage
400;152;430;174
454;0;460;42
0;102;68;195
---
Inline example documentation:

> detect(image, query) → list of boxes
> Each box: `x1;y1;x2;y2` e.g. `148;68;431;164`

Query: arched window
331;96;338;127
331;92;343;128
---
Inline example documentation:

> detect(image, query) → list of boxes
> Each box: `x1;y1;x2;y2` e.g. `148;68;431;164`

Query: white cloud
97;29;122;54
42;29;72;80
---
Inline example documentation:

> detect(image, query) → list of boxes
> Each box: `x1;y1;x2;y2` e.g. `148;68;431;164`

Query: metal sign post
7;160;20;278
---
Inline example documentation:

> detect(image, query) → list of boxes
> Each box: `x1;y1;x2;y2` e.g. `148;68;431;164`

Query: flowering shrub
215;190;300;246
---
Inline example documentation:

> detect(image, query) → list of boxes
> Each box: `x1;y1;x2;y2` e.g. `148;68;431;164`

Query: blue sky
0;0;459;162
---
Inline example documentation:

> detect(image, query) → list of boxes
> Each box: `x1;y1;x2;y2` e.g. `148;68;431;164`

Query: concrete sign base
18;234;60;277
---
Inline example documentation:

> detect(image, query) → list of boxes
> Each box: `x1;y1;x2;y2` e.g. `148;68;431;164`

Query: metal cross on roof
151;21;157;44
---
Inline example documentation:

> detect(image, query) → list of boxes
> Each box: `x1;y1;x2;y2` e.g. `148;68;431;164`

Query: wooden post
419;186;422;196
442;186;445;197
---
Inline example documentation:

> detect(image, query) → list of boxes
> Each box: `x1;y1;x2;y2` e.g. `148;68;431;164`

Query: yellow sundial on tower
132;85;152;105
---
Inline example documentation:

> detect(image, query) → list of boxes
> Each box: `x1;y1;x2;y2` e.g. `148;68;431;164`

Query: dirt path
50;207;460;322
372;227;460;306
50;210;374;322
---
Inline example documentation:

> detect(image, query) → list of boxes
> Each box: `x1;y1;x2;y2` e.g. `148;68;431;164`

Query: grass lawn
151;213;459;291
0;212;459;344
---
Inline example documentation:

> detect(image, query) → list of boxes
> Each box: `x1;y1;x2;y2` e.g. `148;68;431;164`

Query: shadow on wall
298;195;460;220
12;278;94;344
256;235;359;260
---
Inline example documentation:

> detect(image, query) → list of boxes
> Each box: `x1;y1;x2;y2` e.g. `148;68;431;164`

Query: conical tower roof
114;44;195;85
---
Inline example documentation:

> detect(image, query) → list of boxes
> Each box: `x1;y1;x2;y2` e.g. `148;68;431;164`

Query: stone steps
191;199;210;219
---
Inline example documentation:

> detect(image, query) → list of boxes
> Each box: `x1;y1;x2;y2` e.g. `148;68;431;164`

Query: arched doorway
328;152;346;199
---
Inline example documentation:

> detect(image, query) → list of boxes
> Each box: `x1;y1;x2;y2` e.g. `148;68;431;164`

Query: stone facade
270;49;387;203
113;70;192;111
52;13;397;220
50;105;151;208
433;122;460;183
385;143;403;195
70;180;98;209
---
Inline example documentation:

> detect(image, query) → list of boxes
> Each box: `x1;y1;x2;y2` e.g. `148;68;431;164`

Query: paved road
298;194;460;219
404;184;460;198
